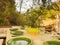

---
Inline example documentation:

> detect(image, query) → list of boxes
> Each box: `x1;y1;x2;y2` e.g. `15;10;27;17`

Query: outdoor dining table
6;29;45;45
6;29;59;45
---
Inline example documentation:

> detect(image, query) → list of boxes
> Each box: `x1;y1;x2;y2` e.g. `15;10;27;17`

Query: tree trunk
20;0;23;12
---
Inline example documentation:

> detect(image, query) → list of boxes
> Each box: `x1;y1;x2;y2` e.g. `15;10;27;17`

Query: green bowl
7;37;32;45
10;31;23;36
43;41;60;45
10;28;18;31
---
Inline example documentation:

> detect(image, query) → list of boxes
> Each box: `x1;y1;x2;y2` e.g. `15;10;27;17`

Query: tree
25;9;40;27
41;0;46;7
20;0;23;12
25;8;50;27
0;0;19;26
16;13;26;26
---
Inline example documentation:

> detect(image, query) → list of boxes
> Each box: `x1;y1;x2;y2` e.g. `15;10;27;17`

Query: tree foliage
0;0;19;26
0;0;60;27
25;1;60;27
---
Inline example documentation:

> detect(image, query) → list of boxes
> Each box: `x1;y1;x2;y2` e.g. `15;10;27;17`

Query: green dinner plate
10;28;18;31
10;31;23;36
7;37;32;45
43;41;60;45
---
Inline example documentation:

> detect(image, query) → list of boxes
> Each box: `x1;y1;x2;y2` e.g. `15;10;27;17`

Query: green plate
10;31;23;36
7;37;32;45
43;41;60;45
10;28;18;31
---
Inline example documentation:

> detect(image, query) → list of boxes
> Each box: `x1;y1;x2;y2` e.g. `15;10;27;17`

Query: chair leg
2;38;6;45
